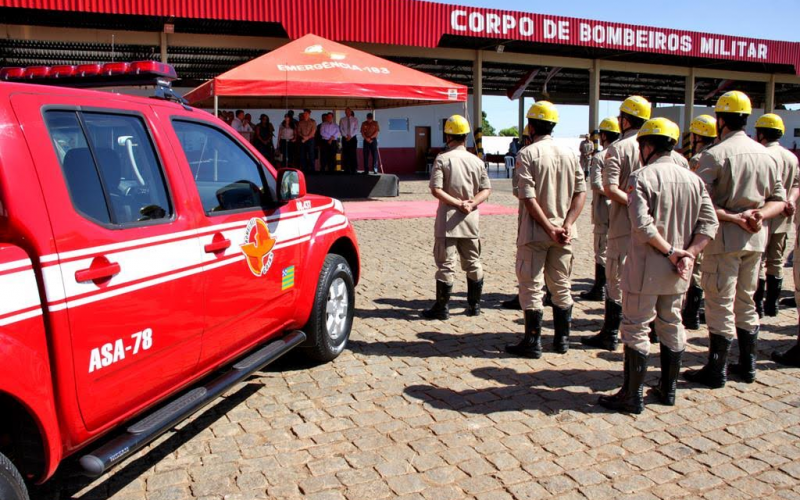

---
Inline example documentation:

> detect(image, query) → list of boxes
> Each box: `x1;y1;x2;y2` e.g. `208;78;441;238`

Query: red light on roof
51;65;77;78
77;64;103;77
130;61;177;79
102;62;130;76
25;66;51;79
0;67;26;80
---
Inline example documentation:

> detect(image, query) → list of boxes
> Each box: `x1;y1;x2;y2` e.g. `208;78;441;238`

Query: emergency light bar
0;60;178;88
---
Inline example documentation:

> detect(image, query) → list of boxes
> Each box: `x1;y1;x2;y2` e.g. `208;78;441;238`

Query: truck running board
79;330;307;477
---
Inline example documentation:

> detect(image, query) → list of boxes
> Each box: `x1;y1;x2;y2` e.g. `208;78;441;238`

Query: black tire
0;452;28;500
301;254;355;362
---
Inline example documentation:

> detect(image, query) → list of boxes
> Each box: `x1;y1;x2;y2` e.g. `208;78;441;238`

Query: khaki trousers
621;292;685;355
690;252;704;290
516;241;574;311
606;236;629;305
593;231;607;266
759;232;788;279
434;237;483;284
701;251;761;339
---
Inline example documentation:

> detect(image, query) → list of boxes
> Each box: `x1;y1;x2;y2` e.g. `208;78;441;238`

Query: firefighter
505;101;586;358
422;115;492;320
685;91;785;387
753;114;799;317
580;117;620;301
682;114;718;330
598;118;718;414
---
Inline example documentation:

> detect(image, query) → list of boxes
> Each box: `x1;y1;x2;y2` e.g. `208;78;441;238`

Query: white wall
655;106;800;149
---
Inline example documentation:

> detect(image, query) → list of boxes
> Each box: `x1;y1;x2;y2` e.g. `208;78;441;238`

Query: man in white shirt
339;108;359;174
231;109;245;133
320;113;341;173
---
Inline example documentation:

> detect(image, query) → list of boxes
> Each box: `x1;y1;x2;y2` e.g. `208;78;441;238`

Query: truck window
44;110;173;225
172;120;275;214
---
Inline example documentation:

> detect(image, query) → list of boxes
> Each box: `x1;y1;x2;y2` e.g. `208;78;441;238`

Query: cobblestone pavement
37;178;800;500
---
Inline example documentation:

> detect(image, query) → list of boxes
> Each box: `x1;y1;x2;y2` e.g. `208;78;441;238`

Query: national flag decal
282;266;296;290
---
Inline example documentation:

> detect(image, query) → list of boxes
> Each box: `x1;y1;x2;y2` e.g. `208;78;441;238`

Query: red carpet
343;200;517;221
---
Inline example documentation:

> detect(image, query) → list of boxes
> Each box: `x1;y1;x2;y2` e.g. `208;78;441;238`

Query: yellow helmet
714;90;752;115
689;115;717;138
755;113;785;134
637;117;681;143
598;117;621;134
444;114;471;135
620;96;652;120
526;101;559;123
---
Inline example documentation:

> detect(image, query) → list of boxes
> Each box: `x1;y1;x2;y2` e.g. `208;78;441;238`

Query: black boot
648;322;658;344
754;278;765;318
580;264;606;301
543;287;553;307
772;325;800;367
764;275;782;317
780;296;796;308
552;305;573;354
501;294;521;310
729;327;759;383
651;345;683;406
682;285;703;330
505;310;543;358
421;281;451;320
466;278;483;317
599;346;648;414
581;299;621;351
684;334;732;388
601;345;630;404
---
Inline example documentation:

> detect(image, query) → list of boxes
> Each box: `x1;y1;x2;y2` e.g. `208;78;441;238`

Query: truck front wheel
0;452;28;500
302;254;355;362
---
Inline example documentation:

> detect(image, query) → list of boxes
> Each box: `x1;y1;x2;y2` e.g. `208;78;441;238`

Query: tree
498;126;519;137
480;111;496;136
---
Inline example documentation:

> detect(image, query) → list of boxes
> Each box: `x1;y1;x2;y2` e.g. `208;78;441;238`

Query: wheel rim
326;277;349;341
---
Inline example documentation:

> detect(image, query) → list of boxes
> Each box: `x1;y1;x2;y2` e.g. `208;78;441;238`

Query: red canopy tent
185;33;468;111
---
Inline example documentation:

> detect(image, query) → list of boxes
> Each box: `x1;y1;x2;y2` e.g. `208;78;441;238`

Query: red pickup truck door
11;94;205;432
164;116;304;367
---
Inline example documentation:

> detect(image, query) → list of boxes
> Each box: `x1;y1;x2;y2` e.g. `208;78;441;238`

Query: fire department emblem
241;218;276;277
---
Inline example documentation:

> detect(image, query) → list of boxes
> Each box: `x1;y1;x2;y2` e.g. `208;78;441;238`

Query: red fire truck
0;61;360;499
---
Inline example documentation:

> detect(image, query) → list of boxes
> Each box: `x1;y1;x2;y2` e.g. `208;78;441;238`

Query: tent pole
214;94;218;117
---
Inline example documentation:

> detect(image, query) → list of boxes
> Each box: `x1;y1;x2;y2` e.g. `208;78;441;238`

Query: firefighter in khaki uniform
682;114;718;330
580;117;620;301
686;91;786;388
772;165;800;367
422;115;492;320
753;114;799;317
505;101;586;358
598;118;718;414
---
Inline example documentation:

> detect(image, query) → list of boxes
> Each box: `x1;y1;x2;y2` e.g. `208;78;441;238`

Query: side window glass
172;120;275;214
45;110;172;225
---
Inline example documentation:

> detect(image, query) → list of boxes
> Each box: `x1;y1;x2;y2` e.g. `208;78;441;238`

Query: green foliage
498;126;519;137
480;111;496;136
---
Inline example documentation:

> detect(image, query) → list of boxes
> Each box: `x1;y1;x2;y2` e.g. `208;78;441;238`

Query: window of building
45;110;172;225
388;118;409;132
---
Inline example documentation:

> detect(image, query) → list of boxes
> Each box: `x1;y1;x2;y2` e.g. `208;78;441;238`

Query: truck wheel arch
327;237;360;285
0;393;48;483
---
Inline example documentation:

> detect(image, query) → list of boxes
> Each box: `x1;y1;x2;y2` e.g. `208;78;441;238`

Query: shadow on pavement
31;384;262;500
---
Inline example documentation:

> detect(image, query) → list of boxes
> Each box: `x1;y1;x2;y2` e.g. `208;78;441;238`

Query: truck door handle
75;262;121;283
204;238;231;254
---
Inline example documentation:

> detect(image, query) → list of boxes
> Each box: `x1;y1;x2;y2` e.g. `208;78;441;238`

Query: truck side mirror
277;168;306;202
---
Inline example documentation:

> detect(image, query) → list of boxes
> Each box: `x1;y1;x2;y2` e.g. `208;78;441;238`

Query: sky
436;0;800;137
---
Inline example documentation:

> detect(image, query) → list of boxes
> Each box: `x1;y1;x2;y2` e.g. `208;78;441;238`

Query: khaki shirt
590;150;610;231
296;119;316;140
361;120;380;139
605;129;690;240
689;143;713;172
765;141;799;235
429;145;491;238
516;135;586;246
695;130;785;255
624;155;719;295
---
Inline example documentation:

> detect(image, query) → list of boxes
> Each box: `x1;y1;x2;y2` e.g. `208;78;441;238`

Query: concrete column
518;97;525;137
473;50;483;131
588;59;600;133
765;74;776;113
160;32;168;63
683;68;695;131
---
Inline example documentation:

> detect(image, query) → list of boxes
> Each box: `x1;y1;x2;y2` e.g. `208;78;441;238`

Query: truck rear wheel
302;254;355;362
0;452;28;500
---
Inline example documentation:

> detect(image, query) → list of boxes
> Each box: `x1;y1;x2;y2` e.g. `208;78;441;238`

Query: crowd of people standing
423;91;800;416
218;107;381;174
